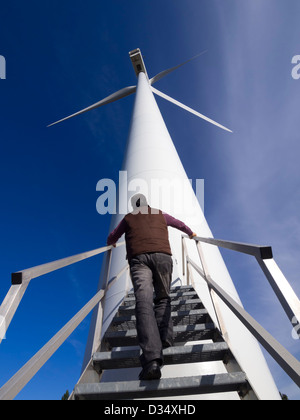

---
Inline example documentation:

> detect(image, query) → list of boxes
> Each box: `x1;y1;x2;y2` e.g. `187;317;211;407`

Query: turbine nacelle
48;49;232;133
129;48;149;80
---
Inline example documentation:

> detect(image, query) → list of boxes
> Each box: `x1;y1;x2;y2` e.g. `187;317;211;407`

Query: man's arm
163;213;196;239
107;218;128;246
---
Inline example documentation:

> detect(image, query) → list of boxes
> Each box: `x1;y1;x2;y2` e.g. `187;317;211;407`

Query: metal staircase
0;236;299;400
73;285;251;400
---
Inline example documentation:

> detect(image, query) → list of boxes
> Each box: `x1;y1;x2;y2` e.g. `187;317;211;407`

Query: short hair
131;193;148;210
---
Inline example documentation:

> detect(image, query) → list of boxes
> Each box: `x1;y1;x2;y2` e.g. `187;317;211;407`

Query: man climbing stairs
74;285;253;400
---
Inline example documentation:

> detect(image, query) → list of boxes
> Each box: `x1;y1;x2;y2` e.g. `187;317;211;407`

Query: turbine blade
151;86;233;133
149;51;207;86
47;85;136;127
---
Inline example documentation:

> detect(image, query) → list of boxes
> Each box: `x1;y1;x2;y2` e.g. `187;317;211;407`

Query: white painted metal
0;283;29;345
0;243;123;345
151;86;232;133
129;48;149;80
149;50;208;86
187;249;300;388
257;257;300;329
0;288;105;401
47;86;136;127
0;251;128;401
84;63;281;399
186;234;300;334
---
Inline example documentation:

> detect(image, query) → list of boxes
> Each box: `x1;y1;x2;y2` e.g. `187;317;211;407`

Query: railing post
191;235;300;338
1;243;125;344
0;259;129;400
181;235;186;278
187;256;300;388
87;248;113;357
0;288;106;400
0;241;129;399
0;282;31;345
195;240;222;332
256;257;300;337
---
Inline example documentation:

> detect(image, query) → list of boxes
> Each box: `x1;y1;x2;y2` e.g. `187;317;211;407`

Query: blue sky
0;0;300;400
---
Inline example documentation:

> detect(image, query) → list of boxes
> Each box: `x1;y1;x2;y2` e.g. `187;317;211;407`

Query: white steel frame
0;236;299;400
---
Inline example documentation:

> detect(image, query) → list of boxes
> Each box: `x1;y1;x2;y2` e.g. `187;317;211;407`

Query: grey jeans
129;253;174;368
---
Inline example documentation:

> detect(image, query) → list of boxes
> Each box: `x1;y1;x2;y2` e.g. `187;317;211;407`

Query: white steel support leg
257;257;300;336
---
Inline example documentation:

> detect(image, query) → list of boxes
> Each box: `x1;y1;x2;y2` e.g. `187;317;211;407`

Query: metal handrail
2;232;299;399
0;242;125;345
182;234;273;259
183;235;300;332
186;255;300;388
0;262;129;400
11;243;125;284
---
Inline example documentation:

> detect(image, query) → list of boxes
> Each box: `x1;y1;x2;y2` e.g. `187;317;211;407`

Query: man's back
124;206;171;262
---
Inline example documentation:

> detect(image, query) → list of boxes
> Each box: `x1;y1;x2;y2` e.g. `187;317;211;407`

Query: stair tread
126;285;195;297
119;298;203;314
104;323;217;347
123;291;198;304
93;342;229;371
110;309;209;331
105;322;215;337
72;285;253;400
170;285;195;290
74;372;247;400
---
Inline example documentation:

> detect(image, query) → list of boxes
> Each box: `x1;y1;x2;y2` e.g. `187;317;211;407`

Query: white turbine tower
49;49;280;400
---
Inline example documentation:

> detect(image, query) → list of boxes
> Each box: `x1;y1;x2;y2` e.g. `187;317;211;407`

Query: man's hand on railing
189;233;197;240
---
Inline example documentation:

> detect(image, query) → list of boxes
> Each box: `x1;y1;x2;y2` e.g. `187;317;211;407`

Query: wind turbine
48;49;231;132
49;49;280;400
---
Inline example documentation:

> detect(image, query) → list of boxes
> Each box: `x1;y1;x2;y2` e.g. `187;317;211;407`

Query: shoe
162;340;173;349
139;360;161;380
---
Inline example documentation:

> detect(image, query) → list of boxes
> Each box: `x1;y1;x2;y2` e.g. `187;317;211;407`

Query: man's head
131;193;148;210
